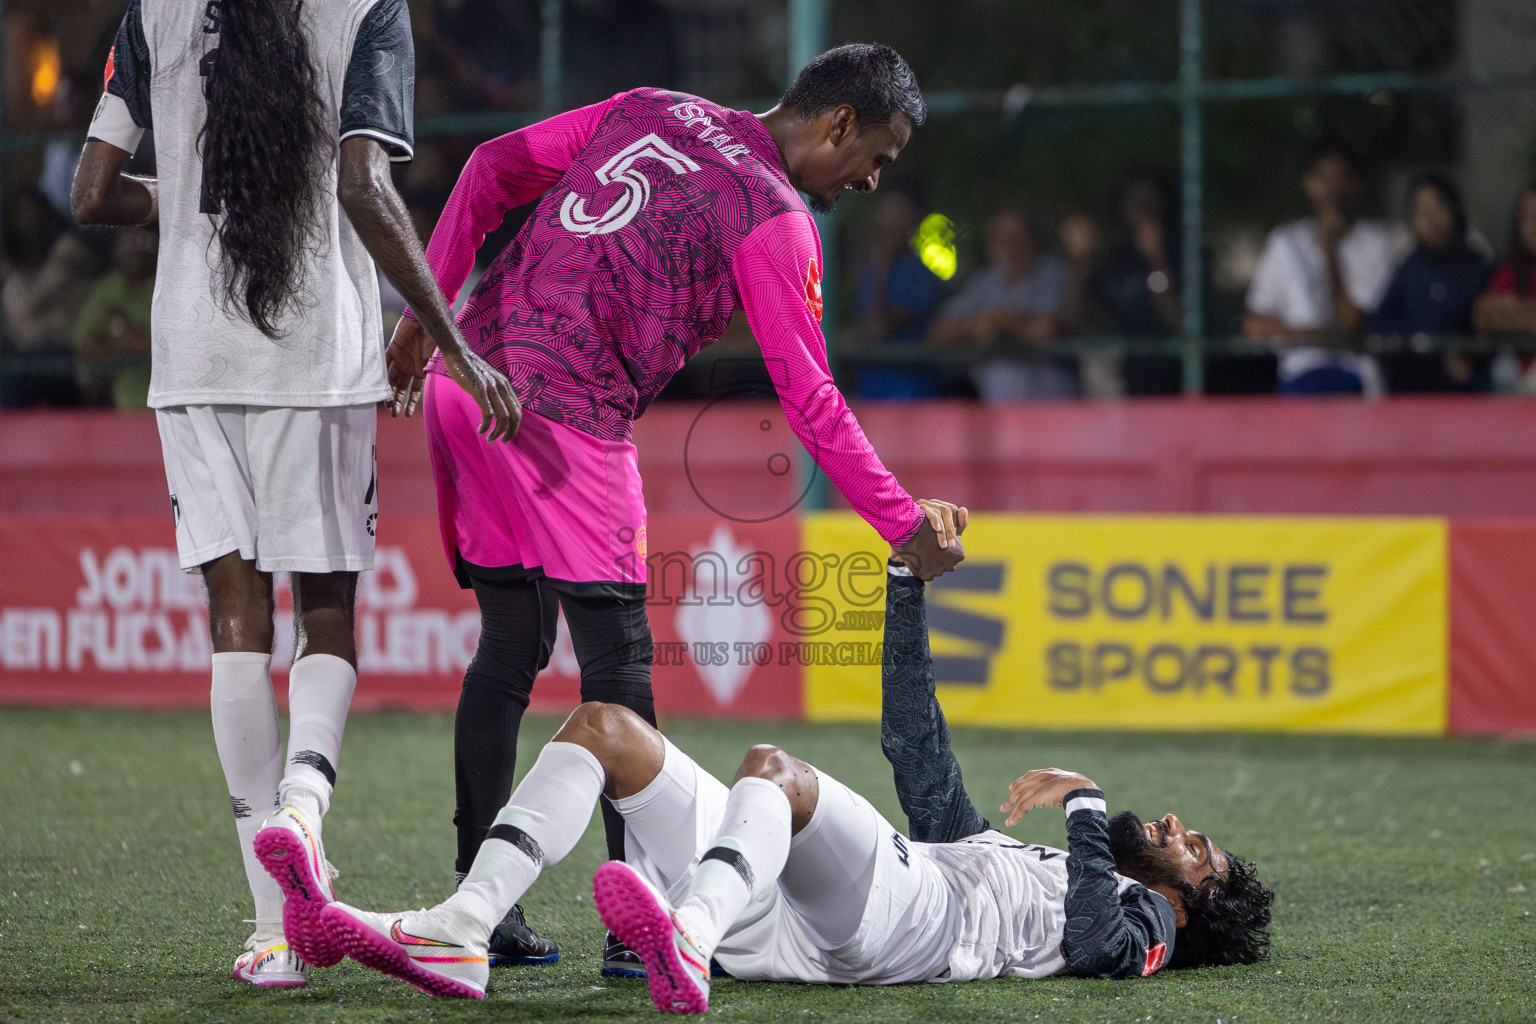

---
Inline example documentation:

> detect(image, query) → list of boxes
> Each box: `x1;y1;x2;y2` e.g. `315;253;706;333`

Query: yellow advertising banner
803;514;1447;735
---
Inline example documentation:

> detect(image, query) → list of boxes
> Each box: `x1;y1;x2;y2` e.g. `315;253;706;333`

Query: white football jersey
916;830;1142;982
87;0;415;408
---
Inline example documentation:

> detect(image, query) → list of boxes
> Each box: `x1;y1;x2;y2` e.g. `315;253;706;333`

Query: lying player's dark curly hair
782;43;927;128
1169;851;1274;969
198;0;327;338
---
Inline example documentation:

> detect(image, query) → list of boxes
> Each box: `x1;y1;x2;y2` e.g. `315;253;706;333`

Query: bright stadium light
910;212;957;281
30;37;61;108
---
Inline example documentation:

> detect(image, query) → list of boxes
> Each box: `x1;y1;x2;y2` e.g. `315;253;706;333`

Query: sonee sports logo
1142;941;1169;976
890;831;910;868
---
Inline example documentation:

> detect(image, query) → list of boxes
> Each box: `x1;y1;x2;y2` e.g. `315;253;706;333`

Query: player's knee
292;571;358;619
203;555;275;651
734;743;790;783
290;571;359;663
554;701;664;800
733;745;818;832
554;701;644;756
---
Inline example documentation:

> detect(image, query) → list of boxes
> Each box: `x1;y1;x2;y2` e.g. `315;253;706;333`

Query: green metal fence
430;0;1536;391
4;0;1536;399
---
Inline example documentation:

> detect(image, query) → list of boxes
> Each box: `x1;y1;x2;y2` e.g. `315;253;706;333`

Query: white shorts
154;404;378;573
612;740;956;986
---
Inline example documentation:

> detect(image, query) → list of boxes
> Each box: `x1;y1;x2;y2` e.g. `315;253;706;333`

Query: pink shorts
424;373;647;585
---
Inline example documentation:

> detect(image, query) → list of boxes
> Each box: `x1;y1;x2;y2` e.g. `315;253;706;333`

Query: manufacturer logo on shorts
364;446;377;536
169;494;180;525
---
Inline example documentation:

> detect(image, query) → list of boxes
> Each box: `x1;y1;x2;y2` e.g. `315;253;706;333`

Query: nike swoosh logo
670;914;708;974
390;920;457;948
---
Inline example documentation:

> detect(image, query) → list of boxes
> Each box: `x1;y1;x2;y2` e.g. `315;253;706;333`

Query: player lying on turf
306;563;1273;1008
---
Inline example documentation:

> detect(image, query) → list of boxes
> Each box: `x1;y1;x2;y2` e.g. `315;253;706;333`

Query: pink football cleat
593;861;711;1014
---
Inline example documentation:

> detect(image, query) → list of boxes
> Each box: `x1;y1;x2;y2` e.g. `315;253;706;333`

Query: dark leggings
454;563;656;876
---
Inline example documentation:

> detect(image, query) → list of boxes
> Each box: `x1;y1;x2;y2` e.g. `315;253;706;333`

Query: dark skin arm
1317;209;1368;333
337;137;521;441
1242;312;1330;343
71;139;155;226
1474;292;1536;333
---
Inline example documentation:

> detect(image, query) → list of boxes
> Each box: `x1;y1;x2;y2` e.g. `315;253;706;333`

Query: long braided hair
198;0;327;338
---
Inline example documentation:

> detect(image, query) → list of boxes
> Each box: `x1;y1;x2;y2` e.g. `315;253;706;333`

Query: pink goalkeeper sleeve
406;94;621;315
732;213;924;547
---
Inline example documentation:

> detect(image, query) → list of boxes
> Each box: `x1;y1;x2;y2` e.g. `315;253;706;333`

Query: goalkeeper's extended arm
880;562;990;843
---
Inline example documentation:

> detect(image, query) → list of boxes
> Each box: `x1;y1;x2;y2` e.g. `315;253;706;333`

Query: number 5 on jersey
560;133;700;237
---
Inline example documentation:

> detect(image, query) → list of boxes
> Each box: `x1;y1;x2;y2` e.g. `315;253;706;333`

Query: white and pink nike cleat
231;935;308;987
593;861;711;1014
321;902;489;999
253;807;341;967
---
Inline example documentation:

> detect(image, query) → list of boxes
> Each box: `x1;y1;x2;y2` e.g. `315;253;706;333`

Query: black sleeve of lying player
339;0;415;160
107;0;153;130
1060;789;1178;979
880;565;991;844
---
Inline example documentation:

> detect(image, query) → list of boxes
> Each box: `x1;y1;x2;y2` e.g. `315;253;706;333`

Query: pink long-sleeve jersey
413;87;923;546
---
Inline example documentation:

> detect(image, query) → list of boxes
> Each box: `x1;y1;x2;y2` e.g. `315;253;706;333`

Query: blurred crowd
6;101;1536;409
845;140;1536;401
4;0;1534;411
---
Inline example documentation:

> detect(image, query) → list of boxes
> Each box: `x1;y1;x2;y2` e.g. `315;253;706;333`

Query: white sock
677;777;792;956
280;653;356;821
211;652;284;929
444;741;605;936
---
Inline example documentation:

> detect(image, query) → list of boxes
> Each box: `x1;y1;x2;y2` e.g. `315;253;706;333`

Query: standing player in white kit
71;0;518;988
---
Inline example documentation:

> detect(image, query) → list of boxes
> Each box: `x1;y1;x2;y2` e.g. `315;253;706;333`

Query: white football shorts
612;739;956;986
155;403;379;574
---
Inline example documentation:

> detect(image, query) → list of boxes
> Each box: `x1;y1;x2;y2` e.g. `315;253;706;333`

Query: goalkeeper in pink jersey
385;44;967;971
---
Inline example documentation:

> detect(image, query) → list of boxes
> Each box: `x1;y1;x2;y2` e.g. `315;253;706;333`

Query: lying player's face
1108;809;1229;891
803;111;912;215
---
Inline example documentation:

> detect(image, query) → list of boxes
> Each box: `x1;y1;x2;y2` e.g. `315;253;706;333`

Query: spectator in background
1370;174;1492;392
1;226;96;406
73;228;156;410
1473;181;1536;335
1056;207;1100;335
930;206;1075;401
1090;169;1187;395
851;182;946;398
1056;206;1120;398
1244;139;1397;396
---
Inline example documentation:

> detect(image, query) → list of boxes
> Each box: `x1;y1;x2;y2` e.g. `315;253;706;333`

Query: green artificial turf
1;708;1532;1023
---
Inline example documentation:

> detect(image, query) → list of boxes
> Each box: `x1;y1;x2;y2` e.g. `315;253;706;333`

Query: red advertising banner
0;514;804;719
9;508;1536;736
1448;519;1536;736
